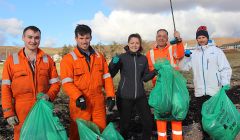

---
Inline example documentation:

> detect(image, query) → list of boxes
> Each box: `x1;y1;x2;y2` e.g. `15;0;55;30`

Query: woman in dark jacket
109;33;157;140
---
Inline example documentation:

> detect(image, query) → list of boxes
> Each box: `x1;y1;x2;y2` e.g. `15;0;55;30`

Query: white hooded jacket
179;41;232;97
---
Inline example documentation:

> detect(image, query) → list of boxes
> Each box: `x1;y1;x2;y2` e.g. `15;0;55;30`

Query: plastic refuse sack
172;70;190;120
102;123;124;140
20;93;68;140
202;88;240;140
149;59;174;120
76;119;103;140
149;59;189;120
76;119;124;140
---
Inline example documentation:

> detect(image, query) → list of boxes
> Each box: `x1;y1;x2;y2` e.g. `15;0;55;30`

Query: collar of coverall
155;42;171;51
76;45;96;57
19;48;45;60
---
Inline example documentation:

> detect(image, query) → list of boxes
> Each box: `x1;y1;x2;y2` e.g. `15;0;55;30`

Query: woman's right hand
112;56;120;64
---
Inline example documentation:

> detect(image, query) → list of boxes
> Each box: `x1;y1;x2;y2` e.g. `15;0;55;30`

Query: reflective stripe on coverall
60;47;115;140
1;48;60;140
146;42;184;140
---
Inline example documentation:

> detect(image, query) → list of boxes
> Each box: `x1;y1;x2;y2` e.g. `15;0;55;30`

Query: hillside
0;37;239;59
0;46;62;58
184;37;240;47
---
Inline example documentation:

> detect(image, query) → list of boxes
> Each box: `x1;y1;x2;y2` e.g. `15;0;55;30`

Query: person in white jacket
179;25;232;140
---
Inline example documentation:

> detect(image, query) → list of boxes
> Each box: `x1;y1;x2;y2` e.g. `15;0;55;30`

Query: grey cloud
42;38;57;47
0;18;23;36
0;18;23;46
104;0;240;13
78;8;240;44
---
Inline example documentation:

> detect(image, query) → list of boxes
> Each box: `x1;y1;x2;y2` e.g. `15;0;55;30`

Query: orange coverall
60;47;115;140
146;42;185;140
1;48;60;140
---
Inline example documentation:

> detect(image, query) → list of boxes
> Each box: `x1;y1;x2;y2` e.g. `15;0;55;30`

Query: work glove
222;84;230;91
185;49;192;57
7;116;19;126
170;30;182;45
112;56;120;64
170;38;178;45
153;69;159;76
106;97;115;112
170;37;182;45
76;95;87;110
41;94;50;101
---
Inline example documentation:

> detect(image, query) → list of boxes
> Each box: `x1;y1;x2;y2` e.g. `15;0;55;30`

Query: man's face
75;33;92;51
156;31;168;47
22;29;41;51
196;35;208;46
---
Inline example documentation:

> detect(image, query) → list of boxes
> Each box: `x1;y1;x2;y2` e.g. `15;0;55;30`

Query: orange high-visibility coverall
60;47;115;140
146;42;185;140
1;48;60;140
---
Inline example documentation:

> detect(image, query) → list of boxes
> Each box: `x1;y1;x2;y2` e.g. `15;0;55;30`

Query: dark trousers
117;96;153;140
195;95;211;140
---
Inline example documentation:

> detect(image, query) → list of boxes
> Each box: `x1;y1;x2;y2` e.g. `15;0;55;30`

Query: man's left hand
106;97;115;112
174;30;182;42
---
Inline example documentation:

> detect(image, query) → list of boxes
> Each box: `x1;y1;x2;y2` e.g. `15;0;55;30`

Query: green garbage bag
202;88;240;140
149;59;190;121
76;119;124;140
20;93;68;140
172;70;190;120
76;119;103;140
148;59;174;120
102;123;124;140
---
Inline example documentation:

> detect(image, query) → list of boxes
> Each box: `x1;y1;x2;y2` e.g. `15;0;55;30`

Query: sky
0;0;240;48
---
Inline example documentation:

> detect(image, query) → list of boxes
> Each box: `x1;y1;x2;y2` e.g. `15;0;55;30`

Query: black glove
170;37;182;45
106;97;115;112
153;69;159;76
76;95;87;110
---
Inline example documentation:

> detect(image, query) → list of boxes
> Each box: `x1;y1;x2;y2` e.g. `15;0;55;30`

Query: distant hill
0;46;62;57
0;37;239;60
184;37;240;47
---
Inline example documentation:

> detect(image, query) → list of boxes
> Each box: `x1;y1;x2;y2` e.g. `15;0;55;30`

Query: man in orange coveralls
1;26;61;140
146;29;185;140
60;24;116;140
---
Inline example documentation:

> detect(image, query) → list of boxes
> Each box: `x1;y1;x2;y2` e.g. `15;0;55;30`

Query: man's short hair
75;24;92;37
157;29;168;35
23;26;41;35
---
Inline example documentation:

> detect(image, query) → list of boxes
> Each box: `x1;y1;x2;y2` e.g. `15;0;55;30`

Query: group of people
1;24;232;140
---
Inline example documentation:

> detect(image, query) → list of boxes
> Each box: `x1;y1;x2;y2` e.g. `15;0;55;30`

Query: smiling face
156;30;168;48
22;29;41;51
75;33;92;51
128;37;141;52
196;35;208;46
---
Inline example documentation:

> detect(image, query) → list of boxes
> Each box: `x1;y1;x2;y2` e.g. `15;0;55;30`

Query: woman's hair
125;33;143;52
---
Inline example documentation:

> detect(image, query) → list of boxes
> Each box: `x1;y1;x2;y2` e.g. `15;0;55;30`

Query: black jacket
109;50;156;99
